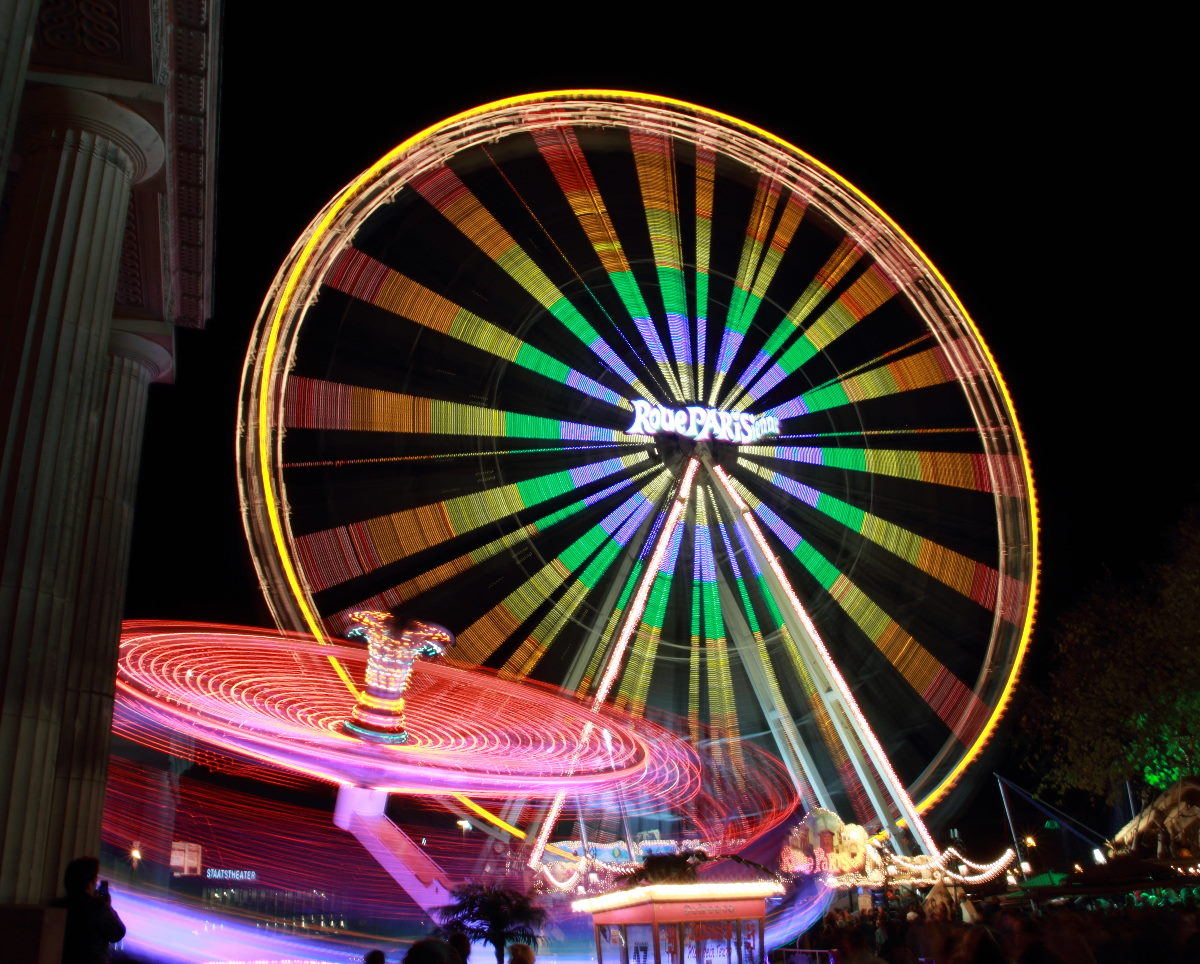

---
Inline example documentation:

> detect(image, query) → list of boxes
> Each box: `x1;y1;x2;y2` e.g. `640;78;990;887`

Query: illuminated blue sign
206;868;257;881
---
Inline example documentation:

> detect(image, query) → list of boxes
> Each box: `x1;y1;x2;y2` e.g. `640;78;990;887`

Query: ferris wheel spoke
570;555;652;698
611;525;683;717
289;430;653;591
692;145;716;401
722;472;991;746
496;482;671;681
284;379;633;449
709;179;808;406
629;130;694;398
723;238;865;407
324;249;630;412
529;126;685;400
736;458;1005;607
691;499;750;794
315;463;664;637
727;261;897;411
455;472;674;666
408;165;666;401
746;443;1026;495
763;341;964;421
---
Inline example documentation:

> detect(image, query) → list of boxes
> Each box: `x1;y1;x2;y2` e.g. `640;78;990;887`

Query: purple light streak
565;369;623;407
587;338;638;387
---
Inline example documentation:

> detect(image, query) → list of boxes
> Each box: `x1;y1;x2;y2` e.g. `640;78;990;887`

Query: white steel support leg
708;463;935;855
713;571;832;813
529;459;701;869
561;505;661;694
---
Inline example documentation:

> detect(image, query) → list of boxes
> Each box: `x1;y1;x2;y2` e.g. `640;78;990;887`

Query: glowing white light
572;881;783;913
627;400;780;443
710;464;937;856
530;460;701;872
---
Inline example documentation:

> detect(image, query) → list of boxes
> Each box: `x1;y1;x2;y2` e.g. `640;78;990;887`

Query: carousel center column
0;84;163;905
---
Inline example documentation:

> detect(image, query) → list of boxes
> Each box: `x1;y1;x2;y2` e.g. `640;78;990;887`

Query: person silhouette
50;857;126;963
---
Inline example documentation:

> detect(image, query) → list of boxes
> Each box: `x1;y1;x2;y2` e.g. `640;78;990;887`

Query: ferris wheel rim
238;90;1039;820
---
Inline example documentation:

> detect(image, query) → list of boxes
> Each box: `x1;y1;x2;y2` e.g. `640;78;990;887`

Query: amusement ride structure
110;91;1037;942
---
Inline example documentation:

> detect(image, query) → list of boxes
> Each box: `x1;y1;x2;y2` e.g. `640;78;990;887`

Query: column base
0;904;65;963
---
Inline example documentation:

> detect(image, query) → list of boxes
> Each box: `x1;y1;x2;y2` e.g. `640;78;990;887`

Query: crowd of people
363;936;536;964
791;896;1200;963
54;849;1200;964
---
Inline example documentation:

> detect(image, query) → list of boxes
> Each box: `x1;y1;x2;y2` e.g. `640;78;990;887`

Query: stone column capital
110;321;174;383
19;85;164;183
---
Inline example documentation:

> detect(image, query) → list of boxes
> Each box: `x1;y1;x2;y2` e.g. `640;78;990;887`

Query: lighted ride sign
627;401;781;445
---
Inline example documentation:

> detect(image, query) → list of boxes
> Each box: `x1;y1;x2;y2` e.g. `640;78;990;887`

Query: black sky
126;16;1189;839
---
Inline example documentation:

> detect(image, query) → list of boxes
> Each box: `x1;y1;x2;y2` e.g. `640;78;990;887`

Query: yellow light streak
251;88;1038;827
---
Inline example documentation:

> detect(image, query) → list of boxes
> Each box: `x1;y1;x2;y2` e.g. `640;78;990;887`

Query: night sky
125;16;1188;846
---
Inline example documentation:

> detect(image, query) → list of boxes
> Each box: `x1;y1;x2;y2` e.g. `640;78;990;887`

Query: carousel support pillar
0;85;163;904
335;785;456;914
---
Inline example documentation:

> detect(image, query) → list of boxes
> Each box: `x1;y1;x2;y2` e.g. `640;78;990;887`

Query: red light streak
115;622;702;803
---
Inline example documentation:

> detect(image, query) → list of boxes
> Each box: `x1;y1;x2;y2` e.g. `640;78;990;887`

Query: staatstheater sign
627;400;780;444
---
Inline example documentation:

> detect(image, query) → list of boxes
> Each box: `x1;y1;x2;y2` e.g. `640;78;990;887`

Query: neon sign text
206;868;257;881
628;401;780;444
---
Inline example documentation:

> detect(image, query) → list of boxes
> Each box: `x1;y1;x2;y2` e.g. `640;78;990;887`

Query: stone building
0;0;220;945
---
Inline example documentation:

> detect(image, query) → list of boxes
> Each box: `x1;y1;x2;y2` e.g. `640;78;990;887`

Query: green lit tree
1023;509;1200;799
435;884;547;964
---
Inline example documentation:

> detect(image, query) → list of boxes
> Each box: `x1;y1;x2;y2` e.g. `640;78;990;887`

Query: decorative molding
149;0;168;86
115;197;142;308
36;0;124;60
19;86;164;183
109;323;174;382
165;0;218;327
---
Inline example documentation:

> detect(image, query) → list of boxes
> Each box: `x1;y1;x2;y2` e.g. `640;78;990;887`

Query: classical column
0;85;163;903
0;0;38;196
41;323;173;891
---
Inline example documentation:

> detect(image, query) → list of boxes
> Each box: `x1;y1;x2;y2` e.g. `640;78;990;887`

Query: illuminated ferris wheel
238;91;1037;856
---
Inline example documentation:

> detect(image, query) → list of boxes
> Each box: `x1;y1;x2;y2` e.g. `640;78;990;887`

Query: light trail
115;622;701;803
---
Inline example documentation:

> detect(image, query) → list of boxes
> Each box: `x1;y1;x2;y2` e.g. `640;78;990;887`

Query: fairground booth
573;882;783;964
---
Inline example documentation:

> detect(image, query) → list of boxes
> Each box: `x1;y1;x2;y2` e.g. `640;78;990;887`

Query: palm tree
435;884;547;964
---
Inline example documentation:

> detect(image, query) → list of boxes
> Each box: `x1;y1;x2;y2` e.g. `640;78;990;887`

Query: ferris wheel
238;91;1037;856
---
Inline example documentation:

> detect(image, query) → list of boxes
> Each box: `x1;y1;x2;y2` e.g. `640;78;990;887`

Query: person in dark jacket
51;857;126;963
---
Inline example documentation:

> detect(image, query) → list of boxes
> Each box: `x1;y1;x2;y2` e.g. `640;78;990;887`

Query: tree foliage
435;884;547;964
619;851;706;887
1023;511;1200;800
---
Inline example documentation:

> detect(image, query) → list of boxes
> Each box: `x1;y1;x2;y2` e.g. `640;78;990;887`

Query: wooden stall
573;882;783;964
